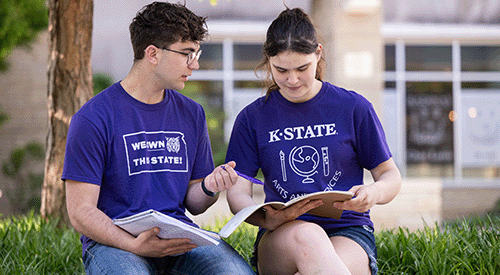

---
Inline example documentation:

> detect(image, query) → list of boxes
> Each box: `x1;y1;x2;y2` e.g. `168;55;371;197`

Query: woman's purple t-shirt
226;82;392;230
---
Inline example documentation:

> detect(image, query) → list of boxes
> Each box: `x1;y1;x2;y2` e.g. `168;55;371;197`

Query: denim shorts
252;225;378;275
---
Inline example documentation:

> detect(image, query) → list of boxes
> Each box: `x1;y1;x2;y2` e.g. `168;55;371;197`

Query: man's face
155;40;201;91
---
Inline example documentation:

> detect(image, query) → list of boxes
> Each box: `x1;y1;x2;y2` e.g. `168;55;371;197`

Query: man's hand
130;227;197;257
203;161;239;193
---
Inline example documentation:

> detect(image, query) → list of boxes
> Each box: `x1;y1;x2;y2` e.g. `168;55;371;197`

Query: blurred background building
1;0;500;230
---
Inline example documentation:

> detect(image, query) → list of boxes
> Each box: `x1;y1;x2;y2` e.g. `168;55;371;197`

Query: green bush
377;215;500;274
1;213;499;274
0;0;48;71
1;142;45;214
93;72;114;96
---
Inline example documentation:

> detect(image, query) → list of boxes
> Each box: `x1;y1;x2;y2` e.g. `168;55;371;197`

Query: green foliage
181;82;227;166
93;72;114;96
203;217;258;264
0;212;85;275
377;215;500;274
0;111;8;127
1;142;45;214
2;213;499;274
0;0;48;71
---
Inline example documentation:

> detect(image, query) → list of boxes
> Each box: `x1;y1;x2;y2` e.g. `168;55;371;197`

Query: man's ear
144;45;159;65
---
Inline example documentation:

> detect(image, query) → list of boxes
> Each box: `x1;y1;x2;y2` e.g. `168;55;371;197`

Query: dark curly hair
129;1;207;61
256;8;325;98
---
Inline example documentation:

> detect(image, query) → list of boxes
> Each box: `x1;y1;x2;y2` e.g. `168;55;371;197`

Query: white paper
114;210;220;246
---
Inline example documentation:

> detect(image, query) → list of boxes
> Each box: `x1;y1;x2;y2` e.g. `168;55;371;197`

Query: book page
219;204;264;238
284;191;354;219
219;191;353;237
113;210;219;246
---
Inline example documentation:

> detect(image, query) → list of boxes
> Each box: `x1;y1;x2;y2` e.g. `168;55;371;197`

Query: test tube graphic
321;147;329;176
280;150;287;182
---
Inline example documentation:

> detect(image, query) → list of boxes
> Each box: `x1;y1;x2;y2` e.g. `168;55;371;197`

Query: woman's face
269;48;322;103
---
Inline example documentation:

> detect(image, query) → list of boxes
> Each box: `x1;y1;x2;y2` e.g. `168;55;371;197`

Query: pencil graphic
322;147;329;176
280;150;287;182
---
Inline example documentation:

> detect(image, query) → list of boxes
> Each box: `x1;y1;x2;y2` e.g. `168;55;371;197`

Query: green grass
0;212;84;275
1;213;499;274
377;215;500;274
203;218;258;264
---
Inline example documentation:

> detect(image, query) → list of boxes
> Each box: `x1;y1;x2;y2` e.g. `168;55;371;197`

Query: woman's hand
262;199;323;231
334;158;401;213
333;185;377;213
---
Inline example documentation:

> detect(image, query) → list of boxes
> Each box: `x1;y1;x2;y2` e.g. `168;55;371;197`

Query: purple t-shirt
226;81;392;230
62;82;214;253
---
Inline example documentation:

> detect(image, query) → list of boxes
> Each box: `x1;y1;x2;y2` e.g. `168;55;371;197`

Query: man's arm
65;179;196;257
184;161;238;215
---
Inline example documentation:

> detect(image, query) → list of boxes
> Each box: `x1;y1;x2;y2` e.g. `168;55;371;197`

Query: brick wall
0;32;48;214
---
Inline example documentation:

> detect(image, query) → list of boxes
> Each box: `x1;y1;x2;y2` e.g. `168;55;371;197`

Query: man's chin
173;83;185;91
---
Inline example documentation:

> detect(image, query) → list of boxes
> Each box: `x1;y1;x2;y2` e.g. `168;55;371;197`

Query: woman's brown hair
256;8;325;98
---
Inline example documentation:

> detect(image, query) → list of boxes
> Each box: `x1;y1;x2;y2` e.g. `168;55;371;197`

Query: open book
218;190;354;238
113;190;353;244
113;210;221;246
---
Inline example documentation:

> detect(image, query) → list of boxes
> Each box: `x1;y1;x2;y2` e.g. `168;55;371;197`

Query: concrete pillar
311;0;384;116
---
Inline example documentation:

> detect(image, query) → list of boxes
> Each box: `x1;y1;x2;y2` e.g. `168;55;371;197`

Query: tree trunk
41;0;93;224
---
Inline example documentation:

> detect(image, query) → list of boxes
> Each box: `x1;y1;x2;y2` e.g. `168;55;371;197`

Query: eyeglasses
158;47;202;65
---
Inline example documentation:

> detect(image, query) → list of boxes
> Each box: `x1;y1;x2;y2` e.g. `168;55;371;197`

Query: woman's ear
144;45;159;65
316;43;323;61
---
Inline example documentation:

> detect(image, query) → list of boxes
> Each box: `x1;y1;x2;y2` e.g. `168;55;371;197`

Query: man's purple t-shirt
62;82;214;253
226;81;392;230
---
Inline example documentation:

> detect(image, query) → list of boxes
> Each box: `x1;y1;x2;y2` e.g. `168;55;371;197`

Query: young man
62;2;255;274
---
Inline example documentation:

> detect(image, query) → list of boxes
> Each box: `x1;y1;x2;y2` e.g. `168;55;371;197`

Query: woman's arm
334;157;401;213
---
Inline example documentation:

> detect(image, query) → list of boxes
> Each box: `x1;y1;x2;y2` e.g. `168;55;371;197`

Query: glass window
234;81;265;89
385;81;396;89
461;82;500;179
234;44;263;71
462;82;500;89
385;44;395;71
199;44;223;70
461;46;500;72
406;82;454;177
406;46;452;71
382;89;398;160
181;81;223;108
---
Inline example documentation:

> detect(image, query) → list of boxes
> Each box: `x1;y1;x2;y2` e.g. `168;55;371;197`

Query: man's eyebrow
180;44;201;52
177;47;197;52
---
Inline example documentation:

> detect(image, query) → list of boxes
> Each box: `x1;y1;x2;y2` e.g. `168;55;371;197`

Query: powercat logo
123;131;188;176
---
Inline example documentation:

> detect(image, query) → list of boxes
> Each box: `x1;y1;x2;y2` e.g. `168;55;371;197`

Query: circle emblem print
289;145;319;183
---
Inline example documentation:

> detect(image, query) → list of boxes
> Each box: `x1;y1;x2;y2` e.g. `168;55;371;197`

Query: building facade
1;0;500;229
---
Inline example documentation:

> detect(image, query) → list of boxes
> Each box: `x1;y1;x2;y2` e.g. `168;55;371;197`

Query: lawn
1;212;499;274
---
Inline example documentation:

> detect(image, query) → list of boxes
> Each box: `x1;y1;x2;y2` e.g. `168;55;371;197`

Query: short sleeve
354;99;392;170
225;108;261;177
62;114;107;185
190;107;215;180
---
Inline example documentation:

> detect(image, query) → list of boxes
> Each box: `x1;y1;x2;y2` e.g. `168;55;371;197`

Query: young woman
226;8;401;275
